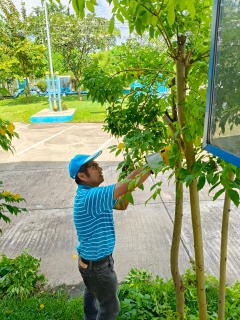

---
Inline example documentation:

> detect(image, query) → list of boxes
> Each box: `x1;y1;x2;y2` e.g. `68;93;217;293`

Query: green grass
0;290;84;320
0;94;107;123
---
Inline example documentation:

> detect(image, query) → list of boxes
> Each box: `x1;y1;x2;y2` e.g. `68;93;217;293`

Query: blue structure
45;73;62;112
122;78;169;96
131;80;168;97
203;0;240;167
30;112;75;123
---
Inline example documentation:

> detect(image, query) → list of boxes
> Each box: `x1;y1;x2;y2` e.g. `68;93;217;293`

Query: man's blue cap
69;150;102;179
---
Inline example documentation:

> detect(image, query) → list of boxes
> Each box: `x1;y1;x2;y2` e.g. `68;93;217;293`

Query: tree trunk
175;35;207;319
77;88;83;101
171;164;185;319
218;170;234;319
25;77;31;103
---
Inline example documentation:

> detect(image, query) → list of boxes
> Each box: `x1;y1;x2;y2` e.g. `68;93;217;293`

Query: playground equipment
131;80;169;97
13;75;63;112
13;75;85;99
45;73;62;112
121;77;169;97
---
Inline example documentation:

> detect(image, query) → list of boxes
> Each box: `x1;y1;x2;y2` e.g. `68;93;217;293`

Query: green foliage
0;87;10;97
36;80;47;93
0;250;46;300
0;119;27;233
0;186;27;234
117;268;178;319
0;0;47;98
1;266;240;319
0;290;84;320
117;268;240;319
27;4;119;89
0;119;19;152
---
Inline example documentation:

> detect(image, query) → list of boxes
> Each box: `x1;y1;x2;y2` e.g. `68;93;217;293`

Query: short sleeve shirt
73;183;117;261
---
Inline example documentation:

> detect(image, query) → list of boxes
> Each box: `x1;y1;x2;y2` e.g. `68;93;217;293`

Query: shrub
36;80;47;92
117;269;178;319
0;250;46;300
117;268;240;319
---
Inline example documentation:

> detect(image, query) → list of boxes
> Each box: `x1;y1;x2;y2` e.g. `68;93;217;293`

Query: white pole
43;0;57;108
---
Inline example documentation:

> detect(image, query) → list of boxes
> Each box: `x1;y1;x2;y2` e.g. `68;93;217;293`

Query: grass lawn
0;291;84;320
0;94;107;123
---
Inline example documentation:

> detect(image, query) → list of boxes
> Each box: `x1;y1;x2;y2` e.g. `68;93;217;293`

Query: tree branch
190;50;210;64
109;68;175;79
163;112;185;151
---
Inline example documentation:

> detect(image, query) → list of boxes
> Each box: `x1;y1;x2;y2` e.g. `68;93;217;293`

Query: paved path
1;122;240;291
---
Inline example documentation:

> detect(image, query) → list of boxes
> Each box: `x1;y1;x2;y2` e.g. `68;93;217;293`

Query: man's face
80;160;104;187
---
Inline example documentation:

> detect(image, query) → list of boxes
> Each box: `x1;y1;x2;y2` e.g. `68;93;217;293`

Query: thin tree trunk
25;76;31;103
218;170;234;319
171;164;185;319
77;88;82;101
175;35;207;319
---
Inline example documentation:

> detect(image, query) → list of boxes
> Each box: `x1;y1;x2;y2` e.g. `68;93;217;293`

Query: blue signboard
203;0;240;167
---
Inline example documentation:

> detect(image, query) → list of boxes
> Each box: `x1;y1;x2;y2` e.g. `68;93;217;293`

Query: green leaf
135;17;143;36
126;192;134;204
109;16;115;34
86;1;95;13
148;14;157;26
199;88;206;101
116;13;124;24
72;0;85;17
138;10;147;17
208;181;221;194
167;6;175;26
149;25;154;38
179;0;186;11
228;189;240;207
184;175;194;187
187;0;196;18
116;148;122;156
197;175;206;191
213;188;225;201
206;173;213;184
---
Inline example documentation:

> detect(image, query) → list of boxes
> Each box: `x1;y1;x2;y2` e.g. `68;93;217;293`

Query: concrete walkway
1;122;240;292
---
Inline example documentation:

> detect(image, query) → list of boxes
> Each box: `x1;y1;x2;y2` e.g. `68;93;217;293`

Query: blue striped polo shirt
73;183;118;261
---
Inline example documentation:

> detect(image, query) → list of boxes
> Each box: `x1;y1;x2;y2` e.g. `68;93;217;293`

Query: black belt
80;254;111;266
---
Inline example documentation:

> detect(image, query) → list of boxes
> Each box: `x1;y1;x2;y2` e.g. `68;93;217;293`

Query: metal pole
56;74;62;112
46;74;52;112
43;0;57;109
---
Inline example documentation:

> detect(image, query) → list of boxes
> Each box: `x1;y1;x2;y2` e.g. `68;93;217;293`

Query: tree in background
91;36;166;83
28;3;119;99
0;0;47;102
70;0;240;318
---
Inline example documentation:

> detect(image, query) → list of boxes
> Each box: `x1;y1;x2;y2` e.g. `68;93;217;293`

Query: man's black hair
75;162;90;185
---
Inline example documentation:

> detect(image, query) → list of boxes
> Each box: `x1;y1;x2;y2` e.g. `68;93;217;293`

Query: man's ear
77;172;87;182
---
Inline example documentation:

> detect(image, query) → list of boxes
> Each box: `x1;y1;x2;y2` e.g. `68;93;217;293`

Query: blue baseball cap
69;150;102;179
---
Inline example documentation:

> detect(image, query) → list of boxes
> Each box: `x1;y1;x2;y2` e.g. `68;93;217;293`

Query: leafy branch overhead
73;0;240;206
70;1;240;317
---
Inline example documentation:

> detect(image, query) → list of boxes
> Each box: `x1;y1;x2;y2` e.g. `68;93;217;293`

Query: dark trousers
78;255;120;320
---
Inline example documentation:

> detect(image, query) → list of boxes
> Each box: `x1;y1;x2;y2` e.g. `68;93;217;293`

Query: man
69;149;159;320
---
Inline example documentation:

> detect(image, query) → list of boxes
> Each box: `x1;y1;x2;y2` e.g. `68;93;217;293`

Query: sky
12;0;129;41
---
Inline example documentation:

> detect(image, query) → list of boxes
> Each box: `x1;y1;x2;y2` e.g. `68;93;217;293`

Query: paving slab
0;122;240;290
